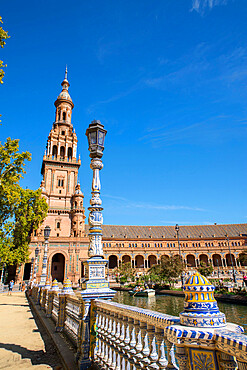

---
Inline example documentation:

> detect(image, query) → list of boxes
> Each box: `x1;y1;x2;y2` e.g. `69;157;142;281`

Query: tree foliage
147;255;184;287
0;16;9;84
197;261;213;277
114;262;135;283
0;138;48;265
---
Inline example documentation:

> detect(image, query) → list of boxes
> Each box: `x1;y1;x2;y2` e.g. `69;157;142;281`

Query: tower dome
54;66;74;109
180;272;226;328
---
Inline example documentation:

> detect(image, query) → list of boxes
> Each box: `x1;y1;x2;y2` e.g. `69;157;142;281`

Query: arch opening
148;255;157;268
187;254;196;268
212;254;222;267
51;253;65;282
135;255;144;268
109;255;118;269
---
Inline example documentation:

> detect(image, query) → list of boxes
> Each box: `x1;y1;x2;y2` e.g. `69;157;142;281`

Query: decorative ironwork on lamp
86;120;107;159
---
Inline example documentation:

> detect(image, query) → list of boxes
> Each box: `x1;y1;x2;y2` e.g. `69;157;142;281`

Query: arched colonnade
107;252;244;270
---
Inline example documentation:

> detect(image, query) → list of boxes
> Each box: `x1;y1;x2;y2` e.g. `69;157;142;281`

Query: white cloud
103;194;205;212
191;0;229;14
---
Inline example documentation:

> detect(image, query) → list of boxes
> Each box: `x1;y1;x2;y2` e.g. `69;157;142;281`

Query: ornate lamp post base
81;256;115;300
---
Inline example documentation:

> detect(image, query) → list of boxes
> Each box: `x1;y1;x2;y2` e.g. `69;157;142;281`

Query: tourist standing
243;274;247;288
8;280;14;295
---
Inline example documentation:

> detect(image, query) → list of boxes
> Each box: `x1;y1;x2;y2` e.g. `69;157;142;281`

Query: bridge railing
91;299;180;369
30;285;247;369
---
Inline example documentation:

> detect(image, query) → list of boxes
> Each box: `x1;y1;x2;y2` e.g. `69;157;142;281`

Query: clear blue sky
1;0;247;226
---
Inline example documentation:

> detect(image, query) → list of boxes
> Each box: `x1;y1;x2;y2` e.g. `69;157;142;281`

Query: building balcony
42;155;81;165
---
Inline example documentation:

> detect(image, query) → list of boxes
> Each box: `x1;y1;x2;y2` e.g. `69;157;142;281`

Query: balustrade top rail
94;299;180;328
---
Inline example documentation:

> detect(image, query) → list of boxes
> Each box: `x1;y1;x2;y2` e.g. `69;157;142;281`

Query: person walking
8;280;14;295
243;274;247;288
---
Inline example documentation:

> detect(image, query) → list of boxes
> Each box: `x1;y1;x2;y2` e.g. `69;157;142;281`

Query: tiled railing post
77;300;92;370
175;346;189;370
218;352;238;369
46;291;54;317
55;294;67;331
40;288;47;310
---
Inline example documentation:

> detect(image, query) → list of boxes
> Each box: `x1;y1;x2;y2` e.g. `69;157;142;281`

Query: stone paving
0;291;63;369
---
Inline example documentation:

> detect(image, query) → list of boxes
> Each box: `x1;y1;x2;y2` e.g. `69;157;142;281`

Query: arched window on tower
57;222;60;229
63;112;66;121
58;110;61;121
52;145;57;159
68;147;72;161
74;201;77;209
60;146;65;159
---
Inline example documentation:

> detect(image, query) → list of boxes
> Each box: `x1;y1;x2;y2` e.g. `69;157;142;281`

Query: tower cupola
54;67;74;125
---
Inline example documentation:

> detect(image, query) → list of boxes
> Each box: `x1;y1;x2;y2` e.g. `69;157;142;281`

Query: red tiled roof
85;223;247;240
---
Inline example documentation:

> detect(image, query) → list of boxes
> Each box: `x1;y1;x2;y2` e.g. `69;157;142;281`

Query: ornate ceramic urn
180;272;226;328
50;279;60;291
61;278;74;294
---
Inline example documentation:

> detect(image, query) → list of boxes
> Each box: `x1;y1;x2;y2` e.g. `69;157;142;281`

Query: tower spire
65;65;68;80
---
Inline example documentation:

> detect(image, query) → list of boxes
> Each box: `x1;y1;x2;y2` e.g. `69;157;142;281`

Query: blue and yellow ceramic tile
180;272;226;328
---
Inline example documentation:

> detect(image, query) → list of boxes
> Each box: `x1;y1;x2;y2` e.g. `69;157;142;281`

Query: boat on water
129;289;155;297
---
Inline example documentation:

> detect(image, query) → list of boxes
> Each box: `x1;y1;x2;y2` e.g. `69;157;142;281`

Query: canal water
112;291;247;333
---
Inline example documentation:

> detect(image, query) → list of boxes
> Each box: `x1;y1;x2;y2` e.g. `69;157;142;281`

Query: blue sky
1;0;247;226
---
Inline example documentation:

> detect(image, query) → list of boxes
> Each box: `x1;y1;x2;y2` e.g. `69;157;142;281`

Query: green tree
114;262;135;284
147;255;184;287
0;138;48;265
197;261;213;277
0;16;9;84
160;255;184;286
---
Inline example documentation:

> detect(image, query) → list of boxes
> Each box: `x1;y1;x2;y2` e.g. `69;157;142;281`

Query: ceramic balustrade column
135;321;146;369
155;327;167;370
99;310;108;366
129;318;137;356
118;315;129;369
107;311;113;340
109;313;119;369
147;324;159;369
164;337;177;370
142;326;151;367
103;310;112;366
95;311;103;363
96;337;102;364
114;316;121;342
126;317;136;369
104;313;114;368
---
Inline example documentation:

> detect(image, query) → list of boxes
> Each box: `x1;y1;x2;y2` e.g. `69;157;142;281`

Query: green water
112;291;247;332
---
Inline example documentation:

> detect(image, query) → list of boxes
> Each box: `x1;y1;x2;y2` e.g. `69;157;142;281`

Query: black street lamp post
175;224;185;286
40;226;51;286
216;259;220;279
225;234;237;284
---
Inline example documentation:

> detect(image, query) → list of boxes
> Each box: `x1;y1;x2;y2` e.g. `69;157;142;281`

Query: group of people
7;280;26;295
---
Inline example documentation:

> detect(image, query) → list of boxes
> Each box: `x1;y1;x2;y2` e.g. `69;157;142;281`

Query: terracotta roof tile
85;223;247;240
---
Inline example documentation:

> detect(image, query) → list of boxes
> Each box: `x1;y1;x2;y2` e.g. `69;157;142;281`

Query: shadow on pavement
0;342;61;368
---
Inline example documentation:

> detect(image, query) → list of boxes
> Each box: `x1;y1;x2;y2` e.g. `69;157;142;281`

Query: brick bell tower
21;69;89;285
40;67;86;238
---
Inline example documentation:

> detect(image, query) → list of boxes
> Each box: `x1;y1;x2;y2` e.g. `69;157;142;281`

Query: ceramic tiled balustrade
30;274;247;370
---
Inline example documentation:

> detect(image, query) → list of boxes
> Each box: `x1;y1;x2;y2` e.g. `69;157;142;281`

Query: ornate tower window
68;147;72;160
60;146;65;159
52;145;57;158
58;178;64;187
63;111;66;121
